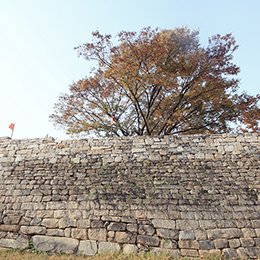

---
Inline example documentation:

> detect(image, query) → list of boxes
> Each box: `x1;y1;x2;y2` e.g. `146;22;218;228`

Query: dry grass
0;248;226;260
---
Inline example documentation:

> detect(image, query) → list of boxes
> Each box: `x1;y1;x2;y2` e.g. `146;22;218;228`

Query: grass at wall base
0;248;241;260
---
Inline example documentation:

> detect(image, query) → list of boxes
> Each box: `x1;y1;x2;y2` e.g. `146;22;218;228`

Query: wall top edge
0;132;259;143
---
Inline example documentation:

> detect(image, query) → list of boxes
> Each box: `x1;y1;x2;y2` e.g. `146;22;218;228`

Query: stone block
179;230;194;240
123;244;138;254
31;218;41;226
107;222;126;231
152;248;180;257
199;240;215;250
152;219;175;229
147;210;168;219
115;231;136;244
78;240;97;256
161;239;178;249
194;229;207;240
67;201;78;209
138;225;155;236
137;235;160;247
242;228;257;238
88;228;107;242
121;216;136;223
91;220;105;228
213;239;228;249
0;232;6;238
236;247;249;259
13;234;30;249
37;210;54;219
167;210;181;220
240;238;255;247
131;210;146;219
64;228;71;237
180;249;198;257
98;242;121;254
33;235;79;254
0;238;15;248
108;231;115;238
46;229;64;237
252;220;260;228
71;228;88;240
199;220;217;229
216;219;236;228
77;219;91;228
156;229;178;239
229;238;241;248
59;218;76;228
255;237;260;246
0;225;19;232
54;210;68;219
41;218;59;228
3;216;21;225
46;201;67;210
207;228;242;240
19;217;31;226
199;249;221;257
20;226;46;235
178;240;199;249
127;224;138;232
246;247;260;259
222;248;239;259
176;220;198;230
68;210;82;220
21;202;34;210
25;210;36;218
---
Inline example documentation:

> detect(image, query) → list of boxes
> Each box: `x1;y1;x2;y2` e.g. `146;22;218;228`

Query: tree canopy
50;27;260;137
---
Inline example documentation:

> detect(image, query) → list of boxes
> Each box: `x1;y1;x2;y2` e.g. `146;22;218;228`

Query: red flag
111;114;114;125
9;123;15;131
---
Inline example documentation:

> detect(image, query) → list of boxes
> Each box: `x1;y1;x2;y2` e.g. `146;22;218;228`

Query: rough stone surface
152;219;175;229
13;235;30;249
33;235;79;254
107;222;126;231
207;228;242;240
229;238;241;248
213;239;228;249
199;240;215;250
156;229;178;239
180;249;199;257
123;244;138;254
20;226;46;235
98;242;121;254
115;232;136;244
161;239;178;249
88;228;107;242
222;248;239;259
0;133;260;258
0;239;15;248
137;235;160;247
78;240;97;256
179;230;194;240
152;248;180;257
178;240;200;249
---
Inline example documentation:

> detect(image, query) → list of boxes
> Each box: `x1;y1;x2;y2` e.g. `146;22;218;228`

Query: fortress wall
0;133;260;258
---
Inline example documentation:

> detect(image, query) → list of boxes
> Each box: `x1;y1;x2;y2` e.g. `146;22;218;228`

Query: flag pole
9;122;15;139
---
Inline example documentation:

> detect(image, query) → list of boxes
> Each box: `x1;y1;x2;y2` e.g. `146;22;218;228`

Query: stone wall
0;133;260;258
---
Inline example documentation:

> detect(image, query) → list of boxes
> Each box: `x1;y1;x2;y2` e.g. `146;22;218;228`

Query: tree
50;27;260;137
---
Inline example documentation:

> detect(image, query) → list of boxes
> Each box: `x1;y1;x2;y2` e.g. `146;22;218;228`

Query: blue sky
0;0;259;140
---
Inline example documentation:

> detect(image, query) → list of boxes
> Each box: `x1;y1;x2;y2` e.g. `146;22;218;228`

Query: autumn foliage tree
50;27;260;137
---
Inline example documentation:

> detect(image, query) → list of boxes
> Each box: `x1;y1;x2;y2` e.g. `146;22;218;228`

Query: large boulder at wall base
33;235;79;254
